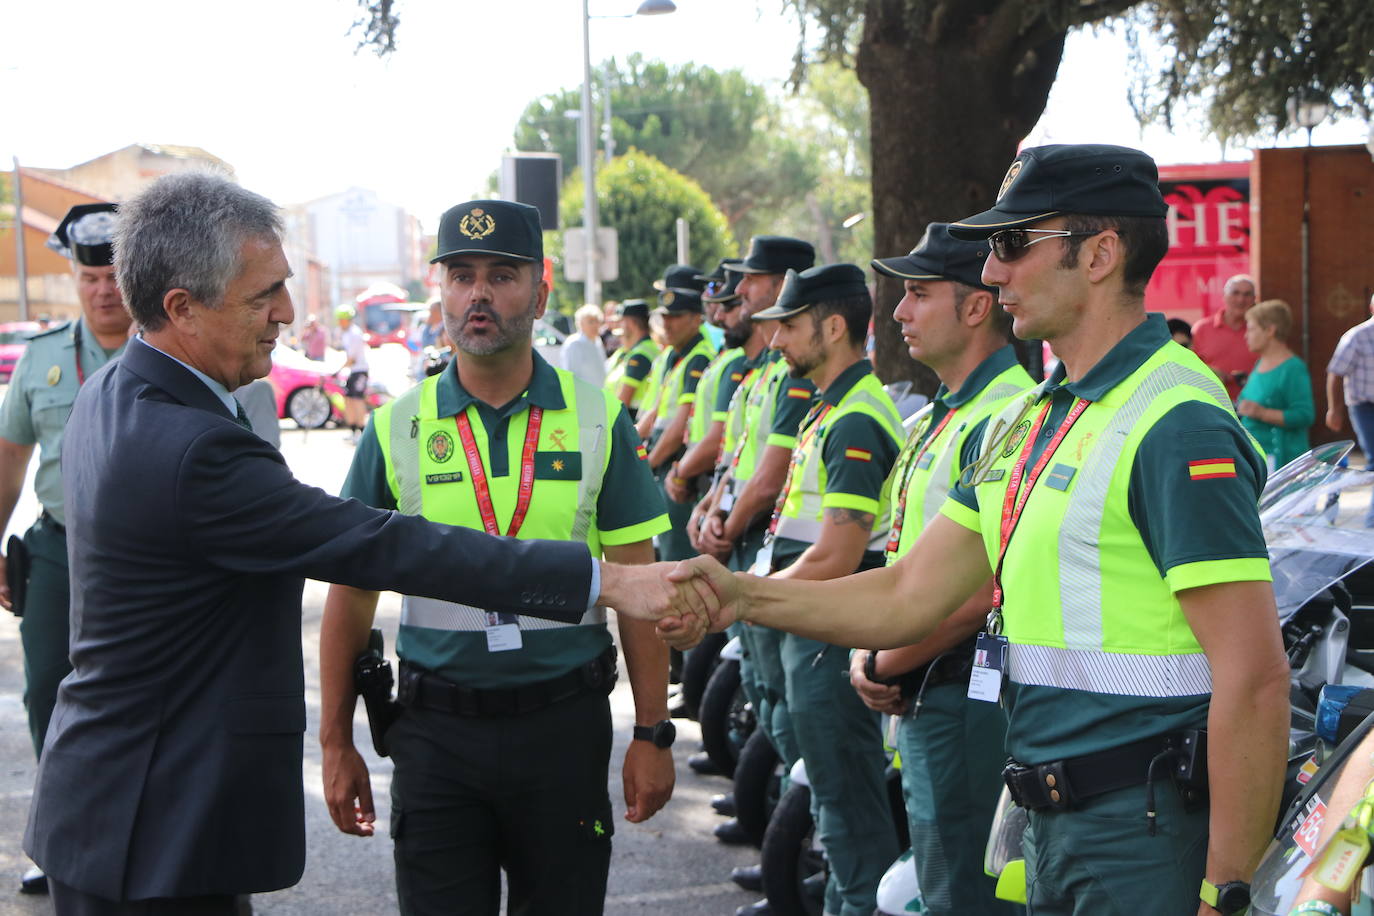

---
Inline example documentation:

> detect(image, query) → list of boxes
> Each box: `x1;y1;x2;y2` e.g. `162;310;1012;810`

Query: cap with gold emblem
655;288;704;315
431;199;543;264
949;144;1167;240
615;299;650;321
751;263;869;321
47;203;119;266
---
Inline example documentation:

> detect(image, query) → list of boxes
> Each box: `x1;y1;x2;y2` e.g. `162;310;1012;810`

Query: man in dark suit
24;172;706;916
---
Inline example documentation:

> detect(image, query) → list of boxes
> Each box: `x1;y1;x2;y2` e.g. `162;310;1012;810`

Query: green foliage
514;54;819;243
553;149;736;307
1128;0;1374;140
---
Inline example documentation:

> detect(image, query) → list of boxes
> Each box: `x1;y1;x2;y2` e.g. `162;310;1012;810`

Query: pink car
0;322;43;385
268;345;347;429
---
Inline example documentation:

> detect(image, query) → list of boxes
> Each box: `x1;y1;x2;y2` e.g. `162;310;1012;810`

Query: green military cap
47;203;119;266
872;222;995;292
752;263;869;321
949;144;1167;239
655;288;704;315
653;264;705;293
736;236;815;275
615;299;649;321
431;199;543;263
700;259;743;304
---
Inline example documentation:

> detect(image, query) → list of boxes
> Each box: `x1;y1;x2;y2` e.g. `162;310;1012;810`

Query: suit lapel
121;337;237;421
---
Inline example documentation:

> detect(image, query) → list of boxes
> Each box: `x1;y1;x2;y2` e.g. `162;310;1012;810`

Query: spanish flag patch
636;443;648;461
1188;458;1236;480
787;387;811;399
690;370;703;378
844;447;873;462
730;372;744;381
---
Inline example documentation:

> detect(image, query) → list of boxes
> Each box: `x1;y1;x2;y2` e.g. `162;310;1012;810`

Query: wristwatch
632;720;676;749
1200;878;1250;915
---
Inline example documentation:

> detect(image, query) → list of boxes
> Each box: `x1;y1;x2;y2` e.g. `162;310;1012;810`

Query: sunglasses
988;228;1112;262
704;280;729;297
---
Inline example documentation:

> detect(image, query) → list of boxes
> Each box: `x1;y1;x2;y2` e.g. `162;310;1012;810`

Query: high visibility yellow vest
687;347;743;445
733;356;804;486
372;370;613;634
963;342;1257;698
720;355;766;461
775;370;902;553
652;335;717;433
604;337;660;411
638;348;674;421
885;361;1033;562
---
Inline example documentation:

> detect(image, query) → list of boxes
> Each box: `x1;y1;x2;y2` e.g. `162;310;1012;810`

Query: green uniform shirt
773;360;901;567
764;354;817;452
342;353;669;687
943;315;1268;762
0;320;125;525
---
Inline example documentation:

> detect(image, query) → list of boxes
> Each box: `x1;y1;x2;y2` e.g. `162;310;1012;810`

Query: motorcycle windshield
1251;711;1374;914
1260;443;1374;623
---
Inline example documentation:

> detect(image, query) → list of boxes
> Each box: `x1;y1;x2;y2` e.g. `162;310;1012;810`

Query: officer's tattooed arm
769;507;876;583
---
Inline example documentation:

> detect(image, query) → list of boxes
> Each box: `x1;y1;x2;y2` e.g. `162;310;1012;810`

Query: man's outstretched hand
598;561;716;640
655;555;742;649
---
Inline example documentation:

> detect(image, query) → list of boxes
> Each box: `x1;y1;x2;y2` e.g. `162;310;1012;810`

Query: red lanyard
991;397;1090;610
767;401;831;535
73;322;87;386
884;407;958;553
454;406;543;538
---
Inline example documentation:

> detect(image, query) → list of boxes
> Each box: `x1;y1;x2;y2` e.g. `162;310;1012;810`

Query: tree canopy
552;149;736;308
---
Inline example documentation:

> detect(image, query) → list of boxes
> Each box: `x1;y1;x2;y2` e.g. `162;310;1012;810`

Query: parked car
0;322;43;384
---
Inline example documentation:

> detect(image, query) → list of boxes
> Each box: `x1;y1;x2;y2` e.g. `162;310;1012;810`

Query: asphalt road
0;421;764;916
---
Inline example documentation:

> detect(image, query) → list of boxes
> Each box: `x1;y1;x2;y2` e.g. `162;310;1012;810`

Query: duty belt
1003;730;1208;821
398;646;618;718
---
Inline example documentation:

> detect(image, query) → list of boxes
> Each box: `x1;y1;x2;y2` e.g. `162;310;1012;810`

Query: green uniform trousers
388;690;614;916
782;633;898;916
20;515;71;759
897;680;1023;916
1022;781;1207;915
729;527;799;768
651;465;697;562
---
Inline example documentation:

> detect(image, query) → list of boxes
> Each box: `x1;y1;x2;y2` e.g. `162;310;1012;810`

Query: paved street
0;421;763;915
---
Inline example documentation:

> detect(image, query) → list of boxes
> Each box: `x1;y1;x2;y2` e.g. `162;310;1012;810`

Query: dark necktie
234;400;253;432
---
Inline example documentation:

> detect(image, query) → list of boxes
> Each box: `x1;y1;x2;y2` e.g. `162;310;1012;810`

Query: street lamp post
578;0;676;307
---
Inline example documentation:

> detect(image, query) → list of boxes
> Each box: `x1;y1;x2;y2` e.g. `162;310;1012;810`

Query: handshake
598;555;743;649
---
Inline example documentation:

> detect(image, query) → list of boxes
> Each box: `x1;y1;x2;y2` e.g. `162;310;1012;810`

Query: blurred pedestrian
1326;293;1374;520
1192;273;1256;400
1167;316;1193;348
336;305;370;443
561;303;608;386
1236;298;1314;471
300;314;327;360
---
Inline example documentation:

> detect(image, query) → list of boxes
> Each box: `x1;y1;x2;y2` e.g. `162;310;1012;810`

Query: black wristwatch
864;650;902;687
1200;879;1250;915
633;720;676;749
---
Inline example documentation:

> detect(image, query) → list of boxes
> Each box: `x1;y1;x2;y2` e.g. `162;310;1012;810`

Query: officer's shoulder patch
28;322;72;341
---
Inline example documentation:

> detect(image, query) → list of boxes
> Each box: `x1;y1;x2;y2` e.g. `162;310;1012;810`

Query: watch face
653;720;676;748
1217;883;1250;914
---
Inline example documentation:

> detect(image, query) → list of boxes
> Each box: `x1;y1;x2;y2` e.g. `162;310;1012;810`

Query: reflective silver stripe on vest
1010;644;1212;697
389;385;426;516
919;381;1027;527
1057;363;1230;651
391;376;611;632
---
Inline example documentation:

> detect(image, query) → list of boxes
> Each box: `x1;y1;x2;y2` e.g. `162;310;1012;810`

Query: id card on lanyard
968;396;1090;702
455;406;544;652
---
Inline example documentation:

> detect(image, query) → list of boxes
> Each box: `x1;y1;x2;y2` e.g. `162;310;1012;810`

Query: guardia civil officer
665;261;748;506
669;145;1288;916
320;200;675;916
755;264;904;916
853;223;1033;915
603;299;659;419
641;269;716;562
0;202;132;894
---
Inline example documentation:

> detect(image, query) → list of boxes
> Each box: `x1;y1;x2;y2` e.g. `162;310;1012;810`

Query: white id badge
485;612;523;653
967;632;1008;703
720;490;736;512
750;541;775;576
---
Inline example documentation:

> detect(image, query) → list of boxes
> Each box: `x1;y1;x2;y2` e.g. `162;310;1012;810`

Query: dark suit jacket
25;337;592;901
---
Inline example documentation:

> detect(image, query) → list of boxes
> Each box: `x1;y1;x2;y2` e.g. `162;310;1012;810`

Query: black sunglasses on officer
988;227;1122;263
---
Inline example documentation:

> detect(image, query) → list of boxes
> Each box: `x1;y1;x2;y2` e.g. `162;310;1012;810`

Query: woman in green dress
1236;298;1316;470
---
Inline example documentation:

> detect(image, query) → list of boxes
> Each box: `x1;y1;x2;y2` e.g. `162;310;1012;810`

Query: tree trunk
857;0;1067;391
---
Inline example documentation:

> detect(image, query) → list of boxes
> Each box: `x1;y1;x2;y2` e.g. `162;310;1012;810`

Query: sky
6;0;1369;232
